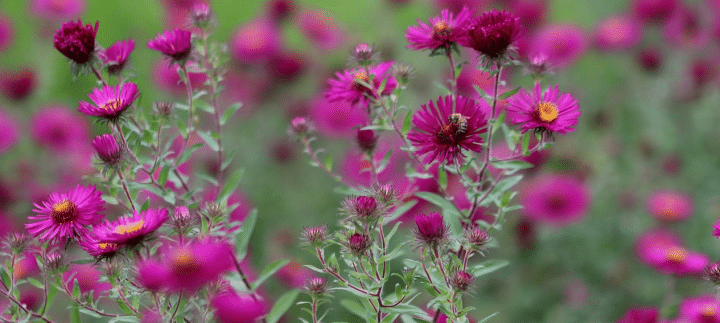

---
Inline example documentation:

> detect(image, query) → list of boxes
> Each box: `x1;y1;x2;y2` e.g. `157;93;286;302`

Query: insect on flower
448;113;468;135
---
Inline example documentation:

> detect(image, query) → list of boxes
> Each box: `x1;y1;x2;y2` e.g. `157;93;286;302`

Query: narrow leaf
218;168;244;205
221;102;243;126
235;209;258;261
414;192;461;218
198;131;220;152
478;312;499;323
157;166;170;187
497;86;521;100
401;110;413;136
70;302;81;323
176;142;204;165
265;290;300;323
251;259;290;291
469;260;509;277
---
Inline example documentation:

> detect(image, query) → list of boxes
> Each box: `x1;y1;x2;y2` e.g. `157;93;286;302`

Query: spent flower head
289;116;311;137
5;232;31;255
373;184;397;206
465;227;491;250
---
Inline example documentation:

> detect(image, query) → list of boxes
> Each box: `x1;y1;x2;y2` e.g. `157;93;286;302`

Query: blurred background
2;0;720;322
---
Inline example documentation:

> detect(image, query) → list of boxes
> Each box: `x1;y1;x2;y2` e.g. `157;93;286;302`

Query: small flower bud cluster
450;270;474;291
350;43;378;67
302;225;328;249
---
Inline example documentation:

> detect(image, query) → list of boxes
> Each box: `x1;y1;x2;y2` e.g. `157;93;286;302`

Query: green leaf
497;86;521;100
27;277;43;289
234;209;258;261
176;142;204;165
382;313;401;323
490;160;533;175
385;200;417;223
218;168;244;205
251;259;290;291
265;289;300;323
221;102;243;126
438;167;448;192
414;192;461;218
382;303;429;318
70;259;95;265
198;131;220;152
468;260;509;277
71;279;81;299
521;131;531;156
340;299;367;319
139;198;150;211
401;110;413;136
0;266;10;288
157;166;170;187
478;312;499;323
325;154;333;172
101;195;119;205
79;309;101;318
116;299;133;315
70;302;81;323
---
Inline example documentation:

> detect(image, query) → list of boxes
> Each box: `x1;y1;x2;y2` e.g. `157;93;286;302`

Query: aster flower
95;208;168;249
310;96;368;138
342;196;380;221
26;184;105;243
506;83;580;135
0;68;36;101
356;129;377;153
148;28;193;63
161;239;234;292
136;259;169;292
646;190;693;221
31;0;85;21
211;289;266;323
616;307;658;323
63;263;111;297
407;95;489;165
519;174;589;226
405;7;471;53
325;61;397;109
91;134;123;166
302;225;328;248
677;295;720;322
77;82;139;122
632;0;678;23
100;39;135;75
450;270;473;291
53;19;98;65
297;9;345;51
230;18;281;63
461;9;522;61
636;231;709;276
593;15;643;51
413;212;448;248
76;233;118;260
527;24;587;69
344;232;371;255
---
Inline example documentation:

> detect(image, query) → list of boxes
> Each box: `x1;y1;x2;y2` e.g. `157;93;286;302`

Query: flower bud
5;232;30;254
44;251;65;272
351;43;378;67
190;3;214;29
346;233;371;255
450;270;473;291
305;277;328;295
91;134;124;166
154;102;174;118
392;63;413;85
356;129;377;154
289;116;310;136
373;184;397;206
705;262;720;285
173;206;195;229
302;225;328;248
465;228;491;249
413;212;448;248
343;196;379;221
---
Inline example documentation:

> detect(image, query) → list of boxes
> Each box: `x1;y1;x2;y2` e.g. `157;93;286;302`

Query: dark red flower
461;10;522;60
413;212;448;247
53;19;98;64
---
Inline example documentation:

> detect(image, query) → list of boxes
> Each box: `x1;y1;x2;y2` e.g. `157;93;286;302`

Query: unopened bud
705;262;720;285
392;63;413;85
465;228;491;249
346;233;371;255
373;184;397;206
356;129;377;154
289;117;310;136
343;196;379;221
5;232;30;254
302;225;328;248
45;251;65;272
154;102;174;118
351;43;378;67
190;3;214;29
305;277;328;295
450;270;473;291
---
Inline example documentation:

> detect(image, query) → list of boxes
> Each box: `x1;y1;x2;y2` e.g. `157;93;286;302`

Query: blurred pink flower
510;0;547;31
631;0;677;24
211;289;266;323
31;105;90;154
0;108;19;155
152;60;207;96
646;190;693;221
63;263;111;297
0;68;36;101
528;24;587;69
161;239;234;292
593;15;643;51
13;252;40;281
230;18;282;64
297;9;345;51
519;174;590;226
637;47;662;72
677;295;720;322
636;229;709;276
31;0;85;21
662;7;708;48
432;0;484;14
616;307;658;323
275;260;313;288
310;96;368;138
0;16;12;53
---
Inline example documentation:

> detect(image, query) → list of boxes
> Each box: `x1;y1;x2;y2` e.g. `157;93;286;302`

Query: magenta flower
414;212;448;247
136;259;169;292
405;6;471;52
95;208;168;249
616;307;658;323
325;61;397;109
662;7;708;49
506;83;580;135
636;231;709;276
646;190;693;221
211;289;266;323
161;239;234;292
528;24;587;69
76;233;118;259
310;96;368;138
230;18;281;63
0;16;12;53
461;9;523;60
31;105;90;153
0;108;19;155
0;68;36;101
408;95;489;165
677;295;720;322
594;15;643;51
63;264;111;297
275;261;313;289
31;0;85;21
519;174;590;226
26;184;105;242
631;0;678;23
91;134;123;166
342;196;379;220
638;47;662;72
346;232;371;254
297;9;345;51
148;29;192;62
13;253;40;281
510;0;547;31
53;19;98;65
77;82;139;122
100;39;134;75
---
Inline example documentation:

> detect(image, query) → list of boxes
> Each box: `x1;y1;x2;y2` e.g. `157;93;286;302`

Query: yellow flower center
666;246;687;263
114;220;145;235
100;99;123;112
536;102;559;123
353;70;369;83
51;199;77;224
657;196;681;219
97;242;116;251
702;304;716;318
171;248;200;275
433;21;449;37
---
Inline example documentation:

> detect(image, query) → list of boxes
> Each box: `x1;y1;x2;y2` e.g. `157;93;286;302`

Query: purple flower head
63;264;111;297
528;24;587;69
519;174;589;226
0;16;13;53
0;108;19;155
26;184;105;243
641;241;709;276
594;15;643;51
298;9;345;51
148;29;192;62
136;259;169;292
506;83;580;135
31;0;85;21
76;233;118;260
450;270;473;291
211;290;266;323
413;212;448;248
95;208;168;249
616;307;658;323
31;105;90;153
405;6;472;52
230;18;281;64
100;39;135;75
53;19;98;65
306;277;328;295
407;95;489;165
346;233;371;255
510;0;547;31
461;9;523;60
289;116;310;136
356;128;377;153
678;295;720;323
343;196;379;220
646;190;693;222
705;262;720;285
302;225;328;248
162;239;234;293
632;0;678;23
78;82;139;122
325;61;397;109
91;134;123;166
0;68;37;101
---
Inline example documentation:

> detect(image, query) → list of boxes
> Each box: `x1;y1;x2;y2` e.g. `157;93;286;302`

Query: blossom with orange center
637;230;709;276
646;190;693;221
405;6;471;52
77;82;139;122
26;184;105;242
325;61;397;109
677;295;720;323
506;83;580;135
94;208;168;249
